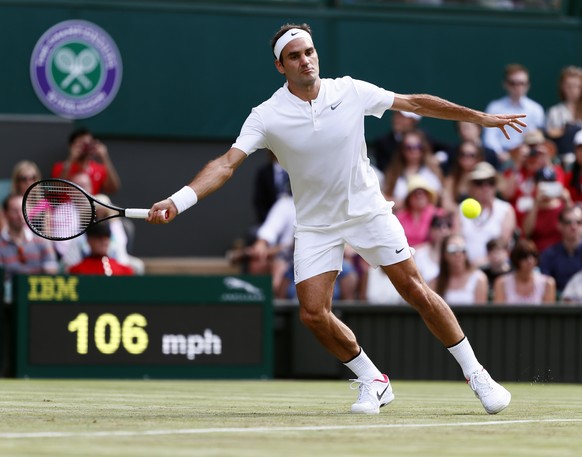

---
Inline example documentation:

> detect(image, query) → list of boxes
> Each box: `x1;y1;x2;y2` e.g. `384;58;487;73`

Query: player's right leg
296;274;393;414
294;229;392;414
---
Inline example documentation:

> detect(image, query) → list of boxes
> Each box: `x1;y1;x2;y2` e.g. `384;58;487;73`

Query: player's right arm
147;147;247;224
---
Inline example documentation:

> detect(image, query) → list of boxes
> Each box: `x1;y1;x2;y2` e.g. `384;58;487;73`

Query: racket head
22;179;96;241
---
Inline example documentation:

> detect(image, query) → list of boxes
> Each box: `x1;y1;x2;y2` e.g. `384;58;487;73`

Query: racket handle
125;208;150;219
125;208;167;219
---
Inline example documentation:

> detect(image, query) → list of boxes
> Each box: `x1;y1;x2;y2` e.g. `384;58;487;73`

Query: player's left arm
391;93;527;140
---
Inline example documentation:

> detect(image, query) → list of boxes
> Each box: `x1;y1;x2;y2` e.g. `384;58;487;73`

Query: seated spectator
564;130;582;203
252;150;290;226
521;166;573;254
492;238;556;305
429;234;489;305
382;129;443;210
539;205;582;295
1;160;42;232
1;194;58;302
454;121;500;170
499;129;564;227
442;140;483;213
460;162;517;267
246;194;295;296
51;127;121;195
395;175;441;247
560;269;582;304
545;66;582;160
10;160;41;195
373;110;423;175
414;213;453;284
68;223;134;276
51;172;95;260
483;63;545;164
480;238;512;299
60;194;145;275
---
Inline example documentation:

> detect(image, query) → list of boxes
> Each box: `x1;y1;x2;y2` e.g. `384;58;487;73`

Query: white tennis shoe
468;369;511;414
350;374;394;414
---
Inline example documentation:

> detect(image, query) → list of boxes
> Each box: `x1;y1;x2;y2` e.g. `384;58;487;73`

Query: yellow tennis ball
461;198;482;219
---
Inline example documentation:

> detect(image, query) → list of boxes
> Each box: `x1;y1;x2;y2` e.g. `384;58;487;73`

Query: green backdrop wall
1;1;581;142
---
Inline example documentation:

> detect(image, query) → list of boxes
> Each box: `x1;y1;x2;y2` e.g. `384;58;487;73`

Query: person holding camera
51;127;121;195
521;166;574;254
499;129;565;227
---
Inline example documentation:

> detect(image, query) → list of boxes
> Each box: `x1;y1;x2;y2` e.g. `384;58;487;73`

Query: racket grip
125;208;150;219
125;208;167;219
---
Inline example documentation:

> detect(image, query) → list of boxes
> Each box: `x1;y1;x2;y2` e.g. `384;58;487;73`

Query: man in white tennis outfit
148;23;526;415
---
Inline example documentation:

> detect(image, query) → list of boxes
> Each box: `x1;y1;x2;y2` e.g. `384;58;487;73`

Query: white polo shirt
233;76;394;229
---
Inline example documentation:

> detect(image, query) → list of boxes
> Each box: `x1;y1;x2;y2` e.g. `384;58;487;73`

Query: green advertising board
14;275;273;379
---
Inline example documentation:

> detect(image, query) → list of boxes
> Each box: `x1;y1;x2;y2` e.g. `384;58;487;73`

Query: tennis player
148;23;525;415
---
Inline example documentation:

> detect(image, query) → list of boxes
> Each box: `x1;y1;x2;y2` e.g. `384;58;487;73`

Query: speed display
15;274;273;378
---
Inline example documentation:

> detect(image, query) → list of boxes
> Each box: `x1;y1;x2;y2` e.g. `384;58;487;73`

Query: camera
79;141;94;159
538;181;562;198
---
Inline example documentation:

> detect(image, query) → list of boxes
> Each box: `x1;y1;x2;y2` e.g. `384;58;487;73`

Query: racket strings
24;182;94;240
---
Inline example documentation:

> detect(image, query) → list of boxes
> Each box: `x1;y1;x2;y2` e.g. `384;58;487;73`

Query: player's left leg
382;258;511;414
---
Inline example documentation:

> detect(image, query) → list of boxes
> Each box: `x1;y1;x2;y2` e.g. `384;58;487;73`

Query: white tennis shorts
293;211;412;284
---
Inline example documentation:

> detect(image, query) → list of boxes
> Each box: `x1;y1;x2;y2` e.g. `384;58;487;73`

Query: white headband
273;28;312;60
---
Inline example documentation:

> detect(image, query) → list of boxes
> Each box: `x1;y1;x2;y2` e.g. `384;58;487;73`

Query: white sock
447;337;483;379
343;348;383;380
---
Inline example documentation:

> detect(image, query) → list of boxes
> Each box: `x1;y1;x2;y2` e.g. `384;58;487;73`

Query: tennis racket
22;178;158;241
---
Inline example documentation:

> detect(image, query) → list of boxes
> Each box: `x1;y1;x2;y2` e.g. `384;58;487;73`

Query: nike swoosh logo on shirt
331;101;342;110
396;247;405;254
376;384;389;401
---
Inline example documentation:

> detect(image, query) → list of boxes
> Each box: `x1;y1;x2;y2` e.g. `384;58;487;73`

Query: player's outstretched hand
483;113;528;140
147;198;176;224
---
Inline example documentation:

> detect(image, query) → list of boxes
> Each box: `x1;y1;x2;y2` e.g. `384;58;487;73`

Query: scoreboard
14;274;273;378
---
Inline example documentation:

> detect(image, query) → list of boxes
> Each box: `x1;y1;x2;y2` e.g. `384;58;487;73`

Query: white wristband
169;186;198;214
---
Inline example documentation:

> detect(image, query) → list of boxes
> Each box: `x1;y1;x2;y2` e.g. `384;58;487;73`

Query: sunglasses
460;152;478;159
473;179;496;187
404;143;423;151
446;245;466;254
507;80;528;87
561;219;582;226
17;175;38;182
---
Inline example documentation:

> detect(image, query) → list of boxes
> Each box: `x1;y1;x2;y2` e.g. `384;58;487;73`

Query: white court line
1;418;581;439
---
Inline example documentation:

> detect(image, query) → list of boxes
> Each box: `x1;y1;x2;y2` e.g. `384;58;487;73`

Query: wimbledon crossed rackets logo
30;20;122;119
54;45;100;95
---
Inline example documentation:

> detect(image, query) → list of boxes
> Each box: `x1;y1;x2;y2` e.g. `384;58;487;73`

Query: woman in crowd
521;166;573;254
492;238;556;305
414;213;453;284
1;160;42;231
395;175;441;247
429;234;489;305
442;140;483;213
383;129;443;211
546;65;582;158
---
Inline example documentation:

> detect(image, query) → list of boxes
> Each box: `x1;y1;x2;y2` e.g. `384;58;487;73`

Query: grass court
0;379;581;456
